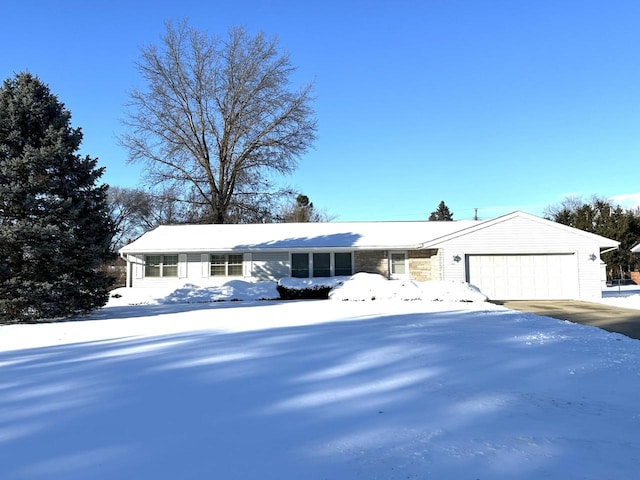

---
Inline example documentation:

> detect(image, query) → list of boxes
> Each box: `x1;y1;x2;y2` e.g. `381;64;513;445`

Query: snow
329;273;488;302
1;276;639;479
278;275;348;291
600;284;640;310
107;280;281;306
119;220;479;254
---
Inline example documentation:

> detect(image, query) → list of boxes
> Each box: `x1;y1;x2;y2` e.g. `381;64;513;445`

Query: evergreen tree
281;195;317;222
0;73;115;323
429;201;454;221
277;194;334;223
544;196;640;280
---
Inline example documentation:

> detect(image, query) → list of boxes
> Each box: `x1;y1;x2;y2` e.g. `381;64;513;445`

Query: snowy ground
1;276;639;479
600;284;640;310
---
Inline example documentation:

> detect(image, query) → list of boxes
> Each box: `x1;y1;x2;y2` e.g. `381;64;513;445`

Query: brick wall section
354;251;389;277
353;249;440;281
631;271;640;285
408;249;440;281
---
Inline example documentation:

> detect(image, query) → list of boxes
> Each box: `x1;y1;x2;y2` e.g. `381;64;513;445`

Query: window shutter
178;254;187;278
243;253;252;277
201;254;210;277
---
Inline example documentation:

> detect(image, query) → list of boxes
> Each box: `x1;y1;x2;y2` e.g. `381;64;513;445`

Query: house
118;211;619;300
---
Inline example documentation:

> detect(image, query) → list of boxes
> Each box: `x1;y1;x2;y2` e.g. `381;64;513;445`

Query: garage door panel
467;254;577;300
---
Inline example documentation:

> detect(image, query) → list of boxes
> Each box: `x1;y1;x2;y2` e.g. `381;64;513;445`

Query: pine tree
0;73;115;323
429;201;454;221
282;195;317;222
545;196;640;280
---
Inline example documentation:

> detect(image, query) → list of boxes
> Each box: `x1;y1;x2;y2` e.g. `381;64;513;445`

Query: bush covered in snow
107;275;487;307
329;273;487;302
418;279;488;302
277;277;348;300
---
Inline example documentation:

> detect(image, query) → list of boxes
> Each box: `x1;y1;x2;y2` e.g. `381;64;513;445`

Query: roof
119;219;479;254
420;211;620;249
119;211;620;254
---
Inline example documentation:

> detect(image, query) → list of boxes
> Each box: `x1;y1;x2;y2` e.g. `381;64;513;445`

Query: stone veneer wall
353;249;441;281
354;251;389;277
408;249;440;282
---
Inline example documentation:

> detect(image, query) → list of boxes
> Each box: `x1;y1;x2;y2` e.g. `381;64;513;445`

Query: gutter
117;244;425;255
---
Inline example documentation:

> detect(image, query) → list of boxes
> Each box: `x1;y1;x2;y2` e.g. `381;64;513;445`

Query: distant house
119;211;619;300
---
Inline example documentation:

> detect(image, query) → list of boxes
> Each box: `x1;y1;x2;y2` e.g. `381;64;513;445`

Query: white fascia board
120;243;424;255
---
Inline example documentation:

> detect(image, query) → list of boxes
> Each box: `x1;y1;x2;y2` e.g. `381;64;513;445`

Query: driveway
496;300;640;340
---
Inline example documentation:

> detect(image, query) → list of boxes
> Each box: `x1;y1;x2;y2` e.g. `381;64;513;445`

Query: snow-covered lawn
600;284;640;310
1;276;639;479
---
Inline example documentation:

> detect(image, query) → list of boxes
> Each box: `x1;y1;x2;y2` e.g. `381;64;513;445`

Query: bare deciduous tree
108;186;153;251
121;20;316;224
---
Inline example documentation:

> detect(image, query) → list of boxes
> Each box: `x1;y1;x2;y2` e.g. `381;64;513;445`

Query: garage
467;254;579;300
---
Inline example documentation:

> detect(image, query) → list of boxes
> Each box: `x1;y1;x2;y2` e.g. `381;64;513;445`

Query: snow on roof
119;220;479;254
419;211;620;249
119;211;620;255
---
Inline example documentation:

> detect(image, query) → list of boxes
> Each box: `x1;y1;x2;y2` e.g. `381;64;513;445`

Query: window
313;253;331;277
145;255;178;277
291;253;309;278
391;252;407;276
210;254;226;276
334;252;353;276
292;252;353;278
210;254;244;277
228;254;243;276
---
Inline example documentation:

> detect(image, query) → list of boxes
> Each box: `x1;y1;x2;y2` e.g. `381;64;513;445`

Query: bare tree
108;186;153;251
121;20;317;224
542;195;584;222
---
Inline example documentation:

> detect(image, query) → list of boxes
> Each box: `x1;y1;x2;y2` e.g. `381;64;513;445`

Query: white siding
200;254;209;278
252;252;289;280
178;254;188;278
132;254;144;280
243;253;252;278
437;216;605;300
126;251;293;287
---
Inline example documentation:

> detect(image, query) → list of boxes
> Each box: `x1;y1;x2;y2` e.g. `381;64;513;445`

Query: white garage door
467;254;578;300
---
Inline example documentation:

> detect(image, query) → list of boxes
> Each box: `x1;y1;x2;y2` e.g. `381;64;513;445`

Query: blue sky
2;0;640;221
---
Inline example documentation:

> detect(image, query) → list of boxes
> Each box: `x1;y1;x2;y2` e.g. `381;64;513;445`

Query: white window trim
210;253;244;277
389;251;408;279
144;254;180;278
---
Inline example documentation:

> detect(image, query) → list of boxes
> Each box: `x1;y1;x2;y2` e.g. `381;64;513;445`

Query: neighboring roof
420;211;620;250
119;219;479;254
631;243;640;253
119;211;620;255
